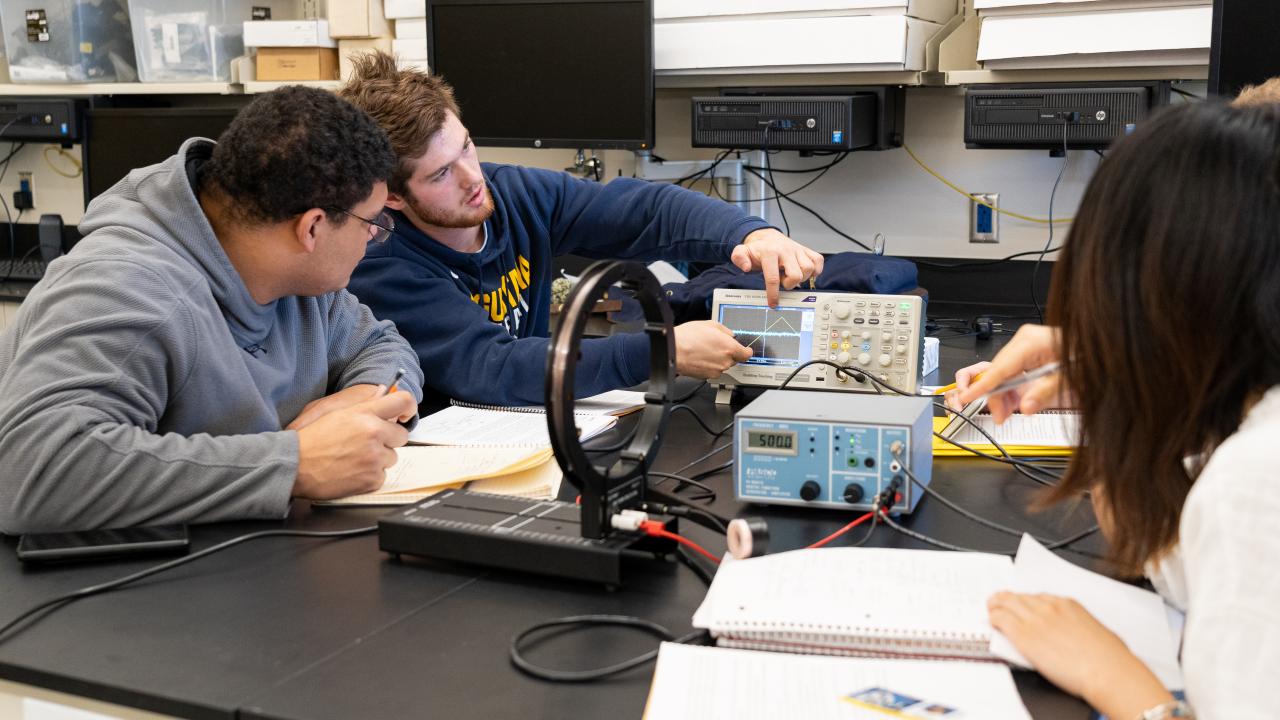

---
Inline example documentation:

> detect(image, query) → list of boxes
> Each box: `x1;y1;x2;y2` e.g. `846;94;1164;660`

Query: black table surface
0;323;1100;720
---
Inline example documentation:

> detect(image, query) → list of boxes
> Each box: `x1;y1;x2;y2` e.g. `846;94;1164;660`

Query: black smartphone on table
16;525;189;563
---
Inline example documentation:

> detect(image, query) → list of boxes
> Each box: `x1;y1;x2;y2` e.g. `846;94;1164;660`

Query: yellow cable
901;143;1072;225
43;144;82;178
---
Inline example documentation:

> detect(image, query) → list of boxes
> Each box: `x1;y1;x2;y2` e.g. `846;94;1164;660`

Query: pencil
933;372;982;396
385;367;407;395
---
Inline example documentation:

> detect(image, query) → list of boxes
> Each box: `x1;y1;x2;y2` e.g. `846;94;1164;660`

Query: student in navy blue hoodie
341;53;825;407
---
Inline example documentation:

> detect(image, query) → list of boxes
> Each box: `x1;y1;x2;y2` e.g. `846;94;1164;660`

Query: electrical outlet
970;192;998;243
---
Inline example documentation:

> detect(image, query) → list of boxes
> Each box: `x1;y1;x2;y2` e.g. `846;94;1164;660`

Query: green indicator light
899;302;912;309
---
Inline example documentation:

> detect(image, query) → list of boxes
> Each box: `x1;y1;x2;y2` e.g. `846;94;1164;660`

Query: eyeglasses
330;208;396;244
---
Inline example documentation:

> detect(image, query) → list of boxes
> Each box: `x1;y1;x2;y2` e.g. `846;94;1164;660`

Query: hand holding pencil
950;325;1073;423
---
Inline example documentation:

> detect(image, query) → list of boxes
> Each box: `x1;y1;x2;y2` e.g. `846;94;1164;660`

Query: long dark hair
1045;101;1280;573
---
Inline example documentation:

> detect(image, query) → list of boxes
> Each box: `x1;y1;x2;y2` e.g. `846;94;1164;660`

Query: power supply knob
834;305;851;320
879;353;892;367
842;483;865;504
836;351;851;365
800;481;821;502
857;352;871;366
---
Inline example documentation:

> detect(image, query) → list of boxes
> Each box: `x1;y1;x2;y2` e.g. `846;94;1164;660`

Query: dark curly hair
202;85;395;226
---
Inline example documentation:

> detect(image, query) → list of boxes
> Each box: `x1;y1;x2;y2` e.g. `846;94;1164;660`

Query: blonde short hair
1232;78;1280;108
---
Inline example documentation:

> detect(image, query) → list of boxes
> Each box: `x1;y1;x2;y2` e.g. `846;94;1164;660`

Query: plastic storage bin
0;0;139;83
128;0;293;82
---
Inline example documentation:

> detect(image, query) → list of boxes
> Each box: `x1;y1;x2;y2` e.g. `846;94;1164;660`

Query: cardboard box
244;20;338;48
394;17;427;38
392;38;428;59
384;0;426;19
330;0;392;38
397;58;429;73
339;37;394;81
256;47;340;80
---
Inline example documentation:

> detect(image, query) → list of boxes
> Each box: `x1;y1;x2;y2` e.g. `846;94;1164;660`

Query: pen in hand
971;361;1061;404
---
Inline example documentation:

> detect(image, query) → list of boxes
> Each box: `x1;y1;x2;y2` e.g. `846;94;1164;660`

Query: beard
405;185;495;229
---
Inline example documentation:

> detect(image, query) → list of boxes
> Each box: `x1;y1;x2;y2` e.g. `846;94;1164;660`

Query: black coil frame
545;261;675;539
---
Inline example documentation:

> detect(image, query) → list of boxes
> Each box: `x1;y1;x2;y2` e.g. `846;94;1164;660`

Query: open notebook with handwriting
689;536;1183;690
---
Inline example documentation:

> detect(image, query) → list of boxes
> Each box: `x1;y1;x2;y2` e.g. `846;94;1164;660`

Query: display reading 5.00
747;429;798;455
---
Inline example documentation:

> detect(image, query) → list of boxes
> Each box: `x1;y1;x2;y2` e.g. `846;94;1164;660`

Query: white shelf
0;82;238;96
945;65;1207;85
657;70;939;88
242;80;341;94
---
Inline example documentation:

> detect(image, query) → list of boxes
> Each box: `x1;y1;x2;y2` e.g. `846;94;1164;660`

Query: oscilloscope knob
857;352;871;366
834;305;851;320
879;354;892;367
836;351;851;365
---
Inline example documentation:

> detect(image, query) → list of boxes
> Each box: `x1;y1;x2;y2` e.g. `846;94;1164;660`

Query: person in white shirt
949;101;1280;720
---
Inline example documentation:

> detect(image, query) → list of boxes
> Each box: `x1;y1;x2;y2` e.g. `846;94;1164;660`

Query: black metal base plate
377;489;676;586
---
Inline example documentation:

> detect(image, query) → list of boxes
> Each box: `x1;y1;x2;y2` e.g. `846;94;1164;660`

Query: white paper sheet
990;535;1184;690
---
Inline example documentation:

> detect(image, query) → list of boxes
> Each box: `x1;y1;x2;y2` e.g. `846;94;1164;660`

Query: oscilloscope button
853;318;864;325
856;301;866;307
869;319;880;325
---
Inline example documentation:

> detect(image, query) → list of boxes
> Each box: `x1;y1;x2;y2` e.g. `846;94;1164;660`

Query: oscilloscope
710;288;926;404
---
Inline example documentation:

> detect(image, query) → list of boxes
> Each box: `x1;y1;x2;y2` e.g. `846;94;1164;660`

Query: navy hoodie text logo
471;255;532;336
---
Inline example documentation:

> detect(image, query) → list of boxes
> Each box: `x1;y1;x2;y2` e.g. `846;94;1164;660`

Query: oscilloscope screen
718;304;815;368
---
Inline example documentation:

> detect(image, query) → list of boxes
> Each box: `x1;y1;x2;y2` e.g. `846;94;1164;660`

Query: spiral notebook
692;547;1012;662
406;390;641;446
453;389;647;417
692;538;1184;689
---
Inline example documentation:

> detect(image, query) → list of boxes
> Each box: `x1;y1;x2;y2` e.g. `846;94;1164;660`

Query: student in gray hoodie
0;86;424;533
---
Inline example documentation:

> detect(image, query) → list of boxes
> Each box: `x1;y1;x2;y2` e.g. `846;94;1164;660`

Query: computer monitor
1209;0;1280;97
84;107;241;205
425;0;654;150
